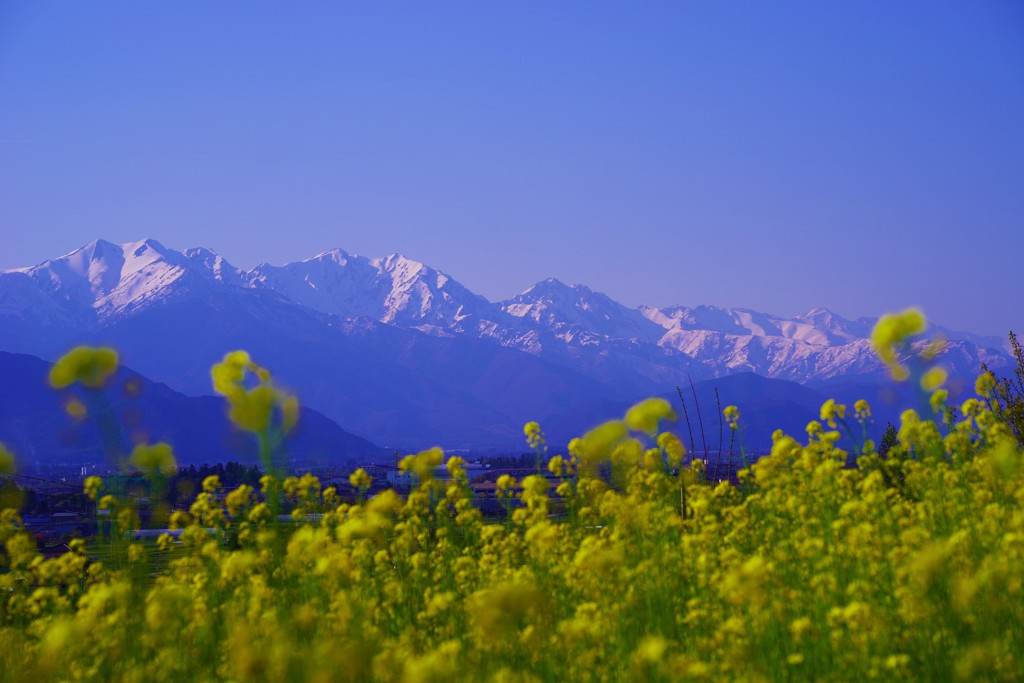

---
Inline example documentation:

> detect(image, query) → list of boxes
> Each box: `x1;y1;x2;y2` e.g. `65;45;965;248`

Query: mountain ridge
0;350;387;468
0;238;1011;449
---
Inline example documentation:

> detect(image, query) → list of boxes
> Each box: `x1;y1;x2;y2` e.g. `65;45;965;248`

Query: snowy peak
373;253;425;277
40;238;132;299
642;304;873;347
790;307;874;343
110;238;185;280
371;253;490;327
504;278;599;319
795;306;834;321
641;305;758;336
503;278;662;342
1;238;1012;388
182;247;244;285
247;250;385;318
308;247;356;266
19;238;180;312
248;249;490;327
1;238;245;319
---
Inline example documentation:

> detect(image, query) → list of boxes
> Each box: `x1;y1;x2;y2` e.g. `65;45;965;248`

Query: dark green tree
984;331;1024;447
878;422;898;459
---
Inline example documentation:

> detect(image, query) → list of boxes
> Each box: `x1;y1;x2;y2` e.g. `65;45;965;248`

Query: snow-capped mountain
247;248;492;331
501;278;664;345
3;238;245;324
0;238;1012;448
641;304;874;346
636;302;1007;383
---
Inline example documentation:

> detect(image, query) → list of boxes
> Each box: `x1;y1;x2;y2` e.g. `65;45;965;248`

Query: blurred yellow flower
819;399;846;428
64;397;87;420
224;484;253;516
624;398;676;434
129;442;177;476
349;468;373;490
854;399;871;420
580;420;627;463
496;474;516;493
929;389;949;414
523;421;546;450
83;475;103;500
657;432;686;467
871;308;926;380
0;442;15;474
211;350;299;437
871;308;926;362
921;367;948;392
975;371;996;398
399;447;444;483
48;346;119;389
547;455;565;478
281;395;300;434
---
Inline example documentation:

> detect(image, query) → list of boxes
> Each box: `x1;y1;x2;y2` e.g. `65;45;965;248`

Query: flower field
1;311;1023;681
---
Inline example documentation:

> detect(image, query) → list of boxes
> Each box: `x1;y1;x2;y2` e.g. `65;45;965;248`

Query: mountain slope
0;351;386;468
0;238;1012;449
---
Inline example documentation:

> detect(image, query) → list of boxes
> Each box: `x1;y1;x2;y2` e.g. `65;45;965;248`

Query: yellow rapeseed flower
224;484;253;516
854;399;871;420
657;432;686;467
642;448;664;472
975;371;996;398
48;346;119;389
83;475;103;500
400;447;444;483
211;350;299;436
819;399;846;428
211;350;250;397
580;420;627;463
496;474;516;494
281;395;300;434
724;405;740;430
871;308;926;362
0;442;15;474
624;398;676;435
129;442;177;476
871;308;926;379
228;384;276;434
921;367;947;392
349;468;373;490
446;456;467;480
259;474;278;497
521;474;549;496
547;455;565;478
960;398;981;417
64;397;87;420
929;389;949;414
524;421;546;450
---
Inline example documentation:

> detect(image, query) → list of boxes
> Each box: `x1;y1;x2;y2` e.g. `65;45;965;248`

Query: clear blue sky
2;1;1022;335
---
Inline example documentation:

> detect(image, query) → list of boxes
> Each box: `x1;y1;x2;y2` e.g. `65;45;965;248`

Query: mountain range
0;238;1012;454
0;351;385;469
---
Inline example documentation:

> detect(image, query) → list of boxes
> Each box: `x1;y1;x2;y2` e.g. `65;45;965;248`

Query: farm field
3;4;1021;681
2;311;1024;682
